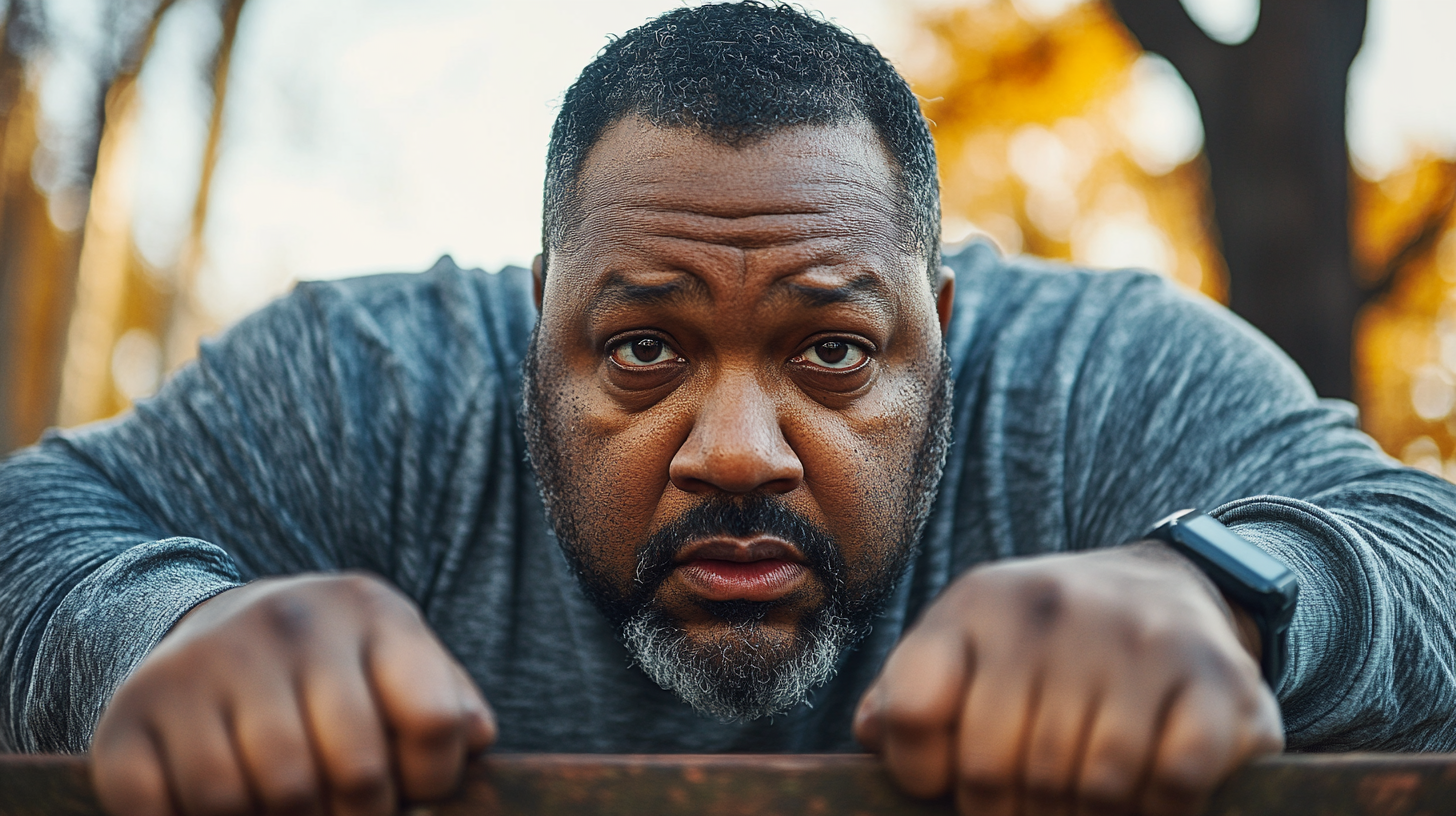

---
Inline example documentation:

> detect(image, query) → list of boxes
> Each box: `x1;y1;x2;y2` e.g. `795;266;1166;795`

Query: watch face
1179;514;1294;589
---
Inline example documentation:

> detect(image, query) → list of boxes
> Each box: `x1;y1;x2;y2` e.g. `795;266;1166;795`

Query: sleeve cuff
1212;496;1390;748
21;538;243;753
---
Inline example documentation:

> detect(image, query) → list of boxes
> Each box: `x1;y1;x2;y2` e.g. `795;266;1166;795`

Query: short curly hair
542;1;940;280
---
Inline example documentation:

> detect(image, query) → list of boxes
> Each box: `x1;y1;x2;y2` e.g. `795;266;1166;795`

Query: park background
0;0;1452;475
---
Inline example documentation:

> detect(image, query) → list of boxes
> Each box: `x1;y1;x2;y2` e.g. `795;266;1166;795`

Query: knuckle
337;572;399;606
1013;574;1067;632
335;571;387;598
1113;614;1171;658
257;594;318;643
337;572;421;624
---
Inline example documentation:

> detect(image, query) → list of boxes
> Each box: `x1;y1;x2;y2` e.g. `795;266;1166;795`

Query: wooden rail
3;752;1456;816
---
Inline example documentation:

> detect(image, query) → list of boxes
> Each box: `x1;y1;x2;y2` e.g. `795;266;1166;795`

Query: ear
532;253;545;312
934;265;955;337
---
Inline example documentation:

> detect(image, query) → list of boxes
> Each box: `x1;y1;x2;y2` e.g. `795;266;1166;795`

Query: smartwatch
1144;509;1298;688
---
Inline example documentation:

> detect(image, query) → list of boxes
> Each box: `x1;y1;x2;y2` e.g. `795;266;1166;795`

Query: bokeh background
0;0;1452;475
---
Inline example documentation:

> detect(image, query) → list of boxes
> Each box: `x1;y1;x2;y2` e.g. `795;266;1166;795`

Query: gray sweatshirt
3;242;1455;755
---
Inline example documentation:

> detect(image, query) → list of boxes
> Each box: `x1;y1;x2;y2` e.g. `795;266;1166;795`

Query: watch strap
1144;510;1298;688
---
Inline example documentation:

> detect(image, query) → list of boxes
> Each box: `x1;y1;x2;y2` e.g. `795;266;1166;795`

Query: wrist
1124;539;1257;659
1142;510;1299;687
1224;595;1263;664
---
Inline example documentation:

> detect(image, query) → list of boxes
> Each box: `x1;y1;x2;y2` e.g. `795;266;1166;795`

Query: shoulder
182;257;538;425
210;257;537;389
941;242;1305;400
287;257;537;370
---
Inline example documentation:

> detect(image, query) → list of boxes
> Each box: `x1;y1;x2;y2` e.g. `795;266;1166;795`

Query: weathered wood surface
3;752;1456;816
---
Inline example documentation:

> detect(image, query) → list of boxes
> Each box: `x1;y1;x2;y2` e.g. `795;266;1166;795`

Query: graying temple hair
541;1;941;280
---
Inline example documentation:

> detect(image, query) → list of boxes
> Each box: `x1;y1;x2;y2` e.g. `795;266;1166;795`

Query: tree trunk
1109;0;1368;399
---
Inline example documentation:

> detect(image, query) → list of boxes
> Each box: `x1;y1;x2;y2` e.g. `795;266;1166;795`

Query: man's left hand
854;542;1284;816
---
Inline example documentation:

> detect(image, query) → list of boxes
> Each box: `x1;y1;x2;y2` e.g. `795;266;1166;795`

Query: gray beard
622;606;856;722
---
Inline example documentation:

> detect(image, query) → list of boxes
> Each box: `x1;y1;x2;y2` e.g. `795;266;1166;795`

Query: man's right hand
91;573;496;816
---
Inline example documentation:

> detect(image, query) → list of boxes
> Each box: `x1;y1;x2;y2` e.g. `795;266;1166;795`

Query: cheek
789;371;936;553
545;376;687;544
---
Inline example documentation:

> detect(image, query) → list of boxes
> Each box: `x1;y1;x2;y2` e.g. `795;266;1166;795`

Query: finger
857;628;968;799
450;661;497;753
367;620;471;802
1137;682;1233;816
1022;668;1100;816
299;652;395;816
1140;679;1281;816
955;660;1038;816
230;677;323;816
154;708;254;816
92;720;178;816
1074;665;1174;816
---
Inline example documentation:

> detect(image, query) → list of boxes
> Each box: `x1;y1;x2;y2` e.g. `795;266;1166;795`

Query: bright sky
87;0;1456;323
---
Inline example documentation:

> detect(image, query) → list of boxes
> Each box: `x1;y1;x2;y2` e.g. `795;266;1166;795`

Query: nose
669;374;804;495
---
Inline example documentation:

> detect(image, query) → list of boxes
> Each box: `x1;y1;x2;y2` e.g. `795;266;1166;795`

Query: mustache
627;496;846;609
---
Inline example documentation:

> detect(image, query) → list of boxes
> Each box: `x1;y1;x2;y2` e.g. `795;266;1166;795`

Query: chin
622;603;860;722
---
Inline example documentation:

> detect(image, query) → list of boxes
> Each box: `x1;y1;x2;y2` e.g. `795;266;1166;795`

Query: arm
0;263;525;811
1058;275;1456;750
1;279;396;752
858;269;1456;813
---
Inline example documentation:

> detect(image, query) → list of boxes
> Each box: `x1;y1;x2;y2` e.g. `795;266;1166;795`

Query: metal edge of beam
5;753;1456;816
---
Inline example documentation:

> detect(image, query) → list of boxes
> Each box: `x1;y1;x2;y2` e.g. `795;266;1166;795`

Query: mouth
673;536;810;603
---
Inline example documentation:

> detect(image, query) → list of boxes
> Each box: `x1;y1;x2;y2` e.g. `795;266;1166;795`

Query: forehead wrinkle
597;206;895;251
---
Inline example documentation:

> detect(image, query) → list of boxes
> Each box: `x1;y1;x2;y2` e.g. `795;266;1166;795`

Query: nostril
669;441;803;495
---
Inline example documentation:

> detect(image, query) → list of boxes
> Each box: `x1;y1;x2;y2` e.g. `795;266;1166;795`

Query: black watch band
1144;509;1298;688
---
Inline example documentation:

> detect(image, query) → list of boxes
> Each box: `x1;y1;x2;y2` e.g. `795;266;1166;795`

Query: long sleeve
964;255;1456;750
0;259;535;753
1073;286;1456;750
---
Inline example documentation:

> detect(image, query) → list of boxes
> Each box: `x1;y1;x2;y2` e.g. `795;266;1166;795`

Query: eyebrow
588;273;713;312
772;274;891;309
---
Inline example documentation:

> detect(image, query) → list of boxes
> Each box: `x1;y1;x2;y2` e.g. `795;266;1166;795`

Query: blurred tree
57;0;246;429
1109;0;1368;399
0;0;175;452
909;1;1226;301
0;0;243;453
1353;157;1456;473
0;0;81;454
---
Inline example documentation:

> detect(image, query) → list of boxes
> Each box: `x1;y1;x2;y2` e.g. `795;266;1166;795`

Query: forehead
550;117;917;294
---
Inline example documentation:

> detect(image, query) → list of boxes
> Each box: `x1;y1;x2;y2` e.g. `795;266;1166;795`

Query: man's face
523;117;954;720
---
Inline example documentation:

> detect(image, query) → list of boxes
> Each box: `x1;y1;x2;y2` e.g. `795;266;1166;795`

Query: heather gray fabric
4;242;1456;755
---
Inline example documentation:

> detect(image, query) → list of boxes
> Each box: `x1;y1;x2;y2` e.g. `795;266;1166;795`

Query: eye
796;340;867;371
610;336;680;368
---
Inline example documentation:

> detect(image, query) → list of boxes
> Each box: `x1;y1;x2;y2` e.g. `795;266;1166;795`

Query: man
2;3;1455;816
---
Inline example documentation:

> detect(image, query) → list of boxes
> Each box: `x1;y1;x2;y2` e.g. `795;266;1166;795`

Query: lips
673;536;810;602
